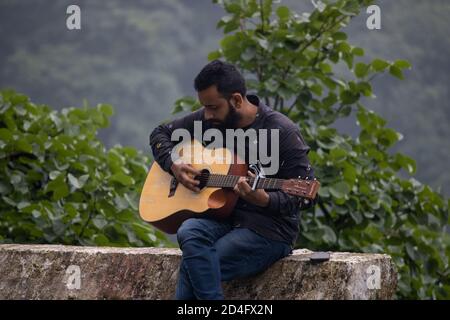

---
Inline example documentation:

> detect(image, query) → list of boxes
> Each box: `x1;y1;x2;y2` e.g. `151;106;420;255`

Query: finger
233;184;240;195
181;178;198;187
247;170;255;177
185;182;201;193
238;176;248;184
185;165;202;176
236;179;249;196
238;176;251;187
239;179;252;194
182;174;200;186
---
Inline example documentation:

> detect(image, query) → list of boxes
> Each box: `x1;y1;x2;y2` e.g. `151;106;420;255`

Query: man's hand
170;161;202;193
233;170;270;207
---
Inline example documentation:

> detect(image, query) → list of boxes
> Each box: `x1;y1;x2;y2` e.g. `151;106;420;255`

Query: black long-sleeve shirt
149;95;315;248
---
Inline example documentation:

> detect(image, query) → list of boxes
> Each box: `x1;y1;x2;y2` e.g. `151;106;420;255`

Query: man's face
198;85;241;129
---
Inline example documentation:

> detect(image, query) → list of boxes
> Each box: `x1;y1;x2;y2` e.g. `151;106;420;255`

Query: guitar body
139;140;247;234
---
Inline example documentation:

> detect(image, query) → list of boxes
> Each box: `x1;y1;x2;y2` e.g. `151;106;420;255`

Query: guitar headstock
281;177;320;199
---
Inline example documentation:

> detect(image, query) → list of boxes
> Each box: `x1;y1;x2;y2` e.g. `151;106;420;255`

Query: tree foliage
0;89;172;248
174;0;450;299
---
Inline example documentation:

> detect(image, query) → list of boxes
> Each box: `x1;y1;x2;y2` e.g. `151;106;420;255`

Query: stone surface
0;244;397;299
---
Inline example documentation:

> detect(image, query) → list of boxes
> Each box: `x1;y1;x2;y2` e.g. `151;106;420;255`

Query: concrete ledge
0;244;397;299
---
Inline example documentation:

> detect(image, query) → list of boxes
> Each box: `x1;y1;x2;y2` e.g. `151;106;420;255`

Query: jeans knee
177;217;231;249
177;218;203;245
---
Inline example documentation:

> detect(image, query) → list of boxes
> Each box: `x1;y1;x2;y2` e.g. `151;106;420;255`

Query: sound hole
194;169;210;190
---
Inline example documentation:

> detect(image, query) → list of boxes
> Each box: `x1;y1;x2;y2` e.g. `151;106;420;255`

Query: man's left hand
233;170;270;207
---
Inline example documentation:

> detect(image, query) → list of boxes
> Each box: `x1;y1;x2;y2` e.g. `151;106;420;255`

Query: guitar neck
206;174;284;190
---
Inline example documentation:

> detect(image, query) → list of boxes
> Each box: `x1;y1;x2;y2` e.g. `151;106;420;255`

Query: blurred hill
0;0;448;196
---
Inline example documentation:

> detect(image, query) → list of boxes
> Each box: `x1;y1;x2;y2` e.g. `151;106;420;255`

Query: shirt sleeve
265;127;317;215
149;109;203;173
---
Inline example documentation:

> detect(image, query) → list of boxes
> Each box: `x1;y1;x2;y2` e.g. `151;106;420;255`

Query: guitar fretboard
205;174;284;190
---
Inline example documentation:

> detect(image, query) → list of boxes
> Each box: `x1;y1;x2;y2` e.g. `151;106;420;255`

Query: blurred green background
0;0;449;196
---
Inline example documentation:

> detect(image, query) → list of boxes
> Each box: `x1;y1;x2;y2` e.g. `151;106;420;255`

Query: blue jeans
175;217;292;300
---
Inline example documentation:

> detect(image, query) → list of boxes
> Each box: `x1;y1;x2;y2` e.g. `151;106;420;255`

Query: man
150;60;315;300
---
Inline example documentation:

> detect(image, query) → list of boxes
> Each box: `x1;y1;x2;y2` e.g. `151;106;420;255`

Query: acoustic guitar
139;140;320;234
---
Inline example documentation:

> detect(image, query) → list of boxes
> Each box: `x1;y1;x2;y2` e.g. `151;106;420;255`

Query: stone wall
0;244;397;299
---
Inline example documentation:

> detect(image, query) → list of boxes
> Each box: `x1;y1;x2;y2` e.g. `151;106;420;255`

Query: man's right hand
170;161;202;193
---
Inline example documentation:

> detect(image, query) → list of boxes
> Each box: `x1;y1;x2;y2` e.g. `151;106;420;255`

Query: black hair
194;60;246;99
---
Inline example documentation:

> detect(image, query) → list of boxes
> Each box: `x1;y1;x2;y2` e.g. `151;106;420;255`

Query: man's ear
231;93;244;108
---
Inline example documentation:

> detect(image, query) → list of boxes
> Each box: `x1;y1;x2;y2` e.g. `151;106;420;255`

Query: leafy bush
0;89;172;247
174;0;449;299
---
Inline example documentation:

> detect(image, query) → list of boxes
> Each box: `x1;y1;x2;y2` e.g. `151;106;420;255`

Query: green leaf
264;79;279;92
241;47;256;61
0;128;13;142
371;59;390;72
51;181;69;201
16;139;33;153
208;50;222;61
99;104;114;117
92;216;108;229
329;147;347;161
394;154;417;174
389;65;404;79
349;211;363;224
354;63;369;78
337;42;351;53
11;173;22;184
329;181;351;199
225;2;242;14
332;32;347;41
49;170;61;180
319;63;332;74
68;173;89;189
318;186;330;198
357;82;373;97
2;196;16;206
223;20;239;33
109;173;134;186
298;90;312;106
340;90;359;105
93;234;110;246
405;243;419;261
276;6;290;20
378;128;401;147
394;60;411;70
310;84;323;96
257;38;269;50
352;47;364;56
342;163;357;183
322;225;337;243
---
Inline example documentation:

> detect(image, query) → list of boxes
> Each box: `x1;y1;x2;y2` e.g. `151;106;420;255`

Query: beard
208;102;242;130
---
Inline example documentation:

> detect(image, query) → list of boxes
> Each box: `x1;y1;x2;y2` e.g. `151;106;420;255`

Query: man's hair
194;60;246;99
